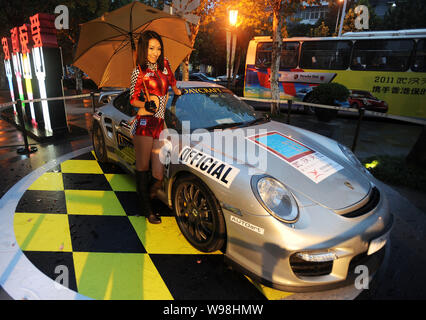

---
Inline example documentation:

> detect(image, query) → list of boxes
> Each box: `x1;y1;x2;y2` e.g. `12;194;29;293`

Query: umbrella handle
129;32;135;51
142;77;151;102
138;64;151;102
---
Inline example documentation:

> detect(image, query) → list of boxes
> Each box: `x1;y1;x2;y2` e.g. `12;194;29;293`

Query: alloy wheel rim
175;182;215;244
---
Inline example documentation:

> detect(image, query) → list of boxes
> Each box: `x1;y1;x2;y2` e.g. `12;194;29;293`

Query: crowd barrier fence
1;91;424;154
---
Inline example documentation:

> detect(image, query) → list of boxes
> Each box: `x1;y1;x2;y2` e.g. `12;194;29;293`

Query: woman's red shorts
133;115;164;139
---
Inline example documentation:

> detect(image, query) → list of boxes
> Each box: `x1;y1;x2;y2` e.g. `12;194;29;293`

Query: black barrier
15;99;37;155
0;92;100;154
2;92;425;156
241;96;426;155
352;108;365;152
287;100;292;125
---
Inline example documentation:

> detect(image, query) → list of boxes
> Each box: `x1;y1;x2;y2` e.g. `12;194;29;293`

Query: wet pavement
0;90;425;299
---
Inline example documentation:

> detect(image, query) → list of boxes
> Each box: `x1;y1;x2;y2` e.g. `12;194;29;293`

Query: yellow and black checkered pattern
13;151;292;300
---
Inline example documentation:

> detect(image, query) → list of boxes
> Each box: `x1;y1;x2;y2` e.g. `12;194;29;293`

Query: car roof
105;81;227;92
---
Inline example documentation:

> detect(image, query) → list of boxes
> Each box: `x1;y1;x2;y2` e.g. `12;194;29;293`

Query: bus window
255;42;272;68
351;39;414;72
255;42;300;69
300;40;352;70
281;42;299;69
412;39;426;72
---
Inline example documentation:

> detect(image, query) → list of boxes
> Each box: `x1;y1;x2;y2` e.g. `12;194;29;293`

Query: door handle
114;120;130;130
119;120;129;127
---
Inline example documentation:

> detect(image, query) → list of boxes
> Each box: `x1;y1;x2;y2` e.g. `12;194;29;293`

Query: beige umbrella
73;1;192;88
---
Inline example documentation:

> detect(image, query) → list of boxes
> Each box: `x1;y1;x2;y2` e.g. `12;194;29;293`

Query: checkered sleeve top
129;58;177;119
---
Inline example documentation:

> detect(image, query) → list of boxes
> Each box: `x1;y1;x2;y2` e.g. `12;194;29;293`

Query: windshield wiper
245;116;270;126
204;122;246;130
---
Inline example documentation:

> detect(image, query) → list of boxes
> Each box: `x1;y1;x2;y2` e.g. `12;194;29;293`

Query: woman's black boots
135;170;161;224
149;178;162;199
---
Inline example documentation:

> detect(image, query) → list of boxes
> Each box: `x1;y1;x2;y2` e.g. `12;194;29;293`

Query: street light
335;0;344;34
229;9;238;26
338;0;347;37
226;9;238;88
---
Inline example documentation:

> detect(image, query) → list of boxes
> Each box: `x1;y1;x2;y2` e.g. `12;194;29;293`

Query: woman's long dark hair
136;30;164;71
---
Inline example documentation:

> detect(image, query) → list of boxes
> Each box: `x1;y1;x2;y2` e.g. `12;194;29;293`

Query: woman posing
130;30;181;224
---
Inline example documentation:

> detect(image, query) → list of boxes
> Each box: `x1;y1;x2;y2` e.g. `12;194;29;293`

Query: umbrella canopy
73;1;192;88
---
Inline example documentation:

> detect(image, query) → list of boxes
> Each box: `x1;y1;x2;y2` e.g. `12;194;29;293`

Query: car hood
188;120;371;211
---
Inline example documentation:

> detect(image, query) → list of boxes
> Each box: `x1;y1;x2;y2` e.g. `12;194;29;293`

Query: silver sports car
92;81;393;292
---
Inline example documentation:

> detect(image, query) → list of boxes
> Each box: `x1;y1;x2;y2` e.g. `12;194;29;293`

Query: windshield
165;87;266;132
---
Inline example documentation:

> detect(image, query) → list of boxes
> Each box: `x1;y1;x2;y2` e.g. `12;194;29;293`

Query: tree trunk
181;55;190;81
181;21;200;82
270;5;283;116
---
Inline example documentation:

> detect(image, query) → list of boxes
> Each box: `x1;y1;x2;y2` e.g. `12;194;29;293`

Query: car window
165;87;261;133
113;90;137;117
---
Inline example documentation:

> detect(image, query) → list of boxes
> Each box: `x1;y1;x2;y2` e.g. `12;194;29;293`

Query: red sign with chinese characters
1;37;11;60
19;24;31;54
29;13;57;48
10;27;20;54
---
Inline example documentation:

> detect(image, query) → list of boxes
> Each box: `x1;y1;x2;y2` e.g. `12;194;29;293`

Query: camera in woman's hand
145;100;157;113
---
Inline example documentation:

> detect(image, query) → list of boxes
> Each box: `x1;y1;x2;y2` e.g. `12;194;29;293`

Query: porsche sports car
92;81;393;292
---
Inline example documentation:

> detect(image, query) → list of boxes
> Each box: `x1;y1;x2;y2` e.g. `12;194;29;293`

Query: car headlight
251;176;299;223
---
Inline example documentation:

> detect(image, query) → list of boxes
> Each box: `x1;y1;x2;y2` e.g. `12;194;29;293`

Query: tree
383;0;426;30
268;0;320;115
310;21;330;37
202;0;319;115
340;0;383;34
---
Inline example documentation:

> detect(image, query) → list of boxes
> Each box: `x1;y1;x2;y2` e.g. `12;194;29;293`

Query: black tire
92;121;109;163
172;175;226;252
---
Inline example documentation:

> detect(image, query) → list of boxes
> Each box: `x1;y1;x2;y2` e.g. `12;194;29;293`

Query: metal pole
230;32;237;87
338;0;347;37
16;99;37;155
91;91;96;113
352;107;365;152
287;100;292;124
335;2;341;34
226;29;231;88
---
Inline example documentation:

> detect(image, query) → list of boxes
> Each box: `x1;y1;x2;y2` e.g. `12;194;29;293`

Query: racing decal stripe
247;131;343;184
179;147;240;188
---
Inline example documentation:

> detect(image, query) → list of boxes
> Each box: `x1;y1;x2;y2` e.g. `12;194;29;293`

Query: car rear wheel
92;121;109;163
173;175;226;252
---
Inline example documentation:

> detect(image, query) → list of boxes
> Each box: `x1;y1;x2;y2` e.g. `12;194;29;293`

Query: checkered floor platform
13;151;293;300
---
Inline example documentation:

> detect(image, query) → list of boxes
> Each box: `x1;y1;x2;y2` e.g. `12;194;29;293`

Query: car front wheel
173;175;226;252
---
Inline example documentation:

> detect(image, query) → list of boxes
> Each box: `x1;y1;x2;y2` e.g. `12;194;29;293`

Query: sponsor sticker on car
230;215;264;235
247;131;343;184
179;146;240;188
